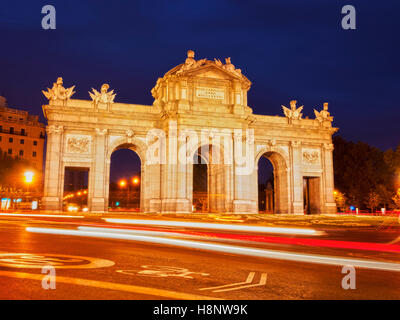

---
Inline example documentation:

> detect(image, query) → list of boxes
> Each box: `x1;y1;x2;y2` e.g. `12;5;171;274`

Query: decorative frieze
66;134;91;154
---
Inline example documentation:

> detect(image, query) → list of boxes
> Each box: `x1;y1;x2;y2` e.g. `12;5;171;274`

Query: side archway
105;137;148;212
255;148;290;214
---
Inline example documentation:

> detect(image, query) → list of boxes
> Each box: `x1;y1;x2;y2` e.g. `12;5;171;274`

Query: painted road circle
117;265;209;279
0;253;115;269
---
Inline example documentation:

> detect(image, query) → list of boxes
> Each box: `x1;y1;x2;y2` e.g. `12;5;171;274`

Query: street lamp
24;171;34;206
118;179;128;208
24;171;34;184
118;179;127;188
132;177;140;185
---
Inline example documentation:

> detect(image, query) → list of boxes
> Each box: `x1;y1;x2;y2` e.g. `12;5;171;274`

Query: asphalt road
0;214;399;300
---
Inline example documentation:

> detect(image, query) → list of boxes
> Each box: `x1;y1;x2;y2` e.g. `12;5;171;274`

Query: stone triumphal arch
42;50;338;214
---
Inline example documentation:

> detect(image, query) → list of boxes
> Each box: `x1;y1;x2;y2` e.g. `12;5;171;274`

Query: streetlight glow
24;171;34;184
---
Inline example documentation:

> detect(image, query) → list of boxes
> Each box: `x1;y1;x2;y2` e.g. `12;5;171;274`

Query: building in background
0;96;45;169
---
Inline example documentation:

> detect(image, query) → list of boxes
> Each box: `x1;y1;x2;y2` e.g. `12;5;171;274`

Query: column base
148;199;161;213
232;200;257;214
292;201;304;215
323;202;337;214
42;196;62;212
161;199;192;213
90;197;106;213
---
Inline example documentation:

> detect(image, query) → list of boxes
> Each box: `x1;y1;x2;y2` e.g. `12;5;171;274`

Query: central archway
191;144;227;213
256;150;289;214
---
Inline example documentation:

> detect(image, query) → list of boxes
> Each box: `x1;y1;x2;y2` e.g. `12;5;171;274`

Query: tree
366;191;380;213
334;190;347;212
376;184;394;209
393;189;400;210
333;136;396;210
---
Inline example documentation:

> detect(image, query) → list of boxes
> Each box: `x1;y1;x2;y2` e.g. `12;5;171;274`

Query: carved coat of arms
302;149;320;164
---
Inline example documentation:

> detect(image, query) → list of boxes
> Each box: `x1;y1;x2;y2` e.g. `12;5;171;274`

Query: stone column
232;131;257;214
290;141;304;214
42;125;64;212
89;128;108;213
160;122;191;213
323;143;337;214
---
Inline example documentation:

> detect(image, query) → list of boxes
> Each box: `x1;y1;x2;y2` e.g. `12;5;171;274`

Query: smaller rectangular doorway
63;167;89;212
303;177;321;215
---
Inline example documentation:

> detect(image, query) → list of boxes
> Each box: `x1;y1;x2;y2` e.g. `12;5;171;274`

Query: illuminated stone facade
42;51;337;214
0;97;45;169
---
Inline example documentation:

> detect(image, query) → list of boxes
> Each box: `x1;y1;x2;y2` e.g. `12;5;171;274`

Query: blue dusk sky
0;0;399;156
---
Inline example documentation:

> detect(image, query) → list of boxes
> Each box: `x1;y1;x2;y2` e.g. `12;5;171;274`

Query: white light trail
78;226;194;238
103;218;322;236
0;213;84;218
26;227;400;272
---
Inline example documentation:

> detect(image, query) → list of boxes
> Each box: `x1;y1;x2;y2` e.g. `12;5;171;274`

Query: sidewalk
96;212;400;229
1;211;398;229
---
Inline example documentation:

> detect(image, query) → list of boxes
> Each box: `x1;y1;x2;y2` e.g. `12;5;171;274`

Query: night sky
1;1;399;181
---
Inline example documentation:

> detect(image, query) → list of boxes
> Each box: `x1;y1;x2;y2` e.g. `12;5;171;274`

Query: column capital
95;128;108;136
291;140;301;148
323;143;334;151
46;125;63;134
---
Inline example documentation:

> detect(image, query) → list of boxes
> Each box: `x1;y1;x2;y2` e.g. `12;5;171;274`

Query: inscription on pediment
195;87;224;100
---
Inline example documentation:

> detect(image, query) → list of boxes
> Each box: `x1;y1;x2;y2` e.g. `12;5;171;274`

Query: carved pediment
152;51;251;101
189;66;234;80
171;62;246;82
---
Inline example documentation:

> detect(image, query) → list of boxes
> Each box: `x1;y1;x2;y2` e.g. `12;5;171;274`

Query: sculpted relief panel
302;148;320;165
66;134;91;154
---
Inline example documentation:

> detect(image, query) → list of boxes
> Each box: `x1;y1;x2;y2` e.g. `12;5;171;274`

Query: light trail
26;226;400;272
79;226;400;254
78;226;194;238
103;218;322;236
0;213;84;218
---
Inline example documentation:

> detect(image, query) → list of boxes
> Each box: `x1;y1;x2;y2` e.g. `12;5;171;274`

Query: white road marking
0;270;220;300
117;266;209;279
0;253;114;269
212;273;268;293
26;227;400;272
103;218;322;235
200;272;255;291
